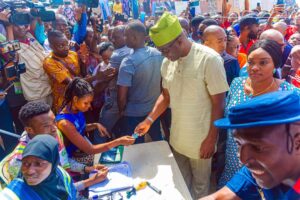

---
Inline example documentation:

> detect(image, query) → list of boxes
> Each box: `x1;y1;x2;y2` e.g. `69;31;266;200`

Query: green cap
149;12;183;47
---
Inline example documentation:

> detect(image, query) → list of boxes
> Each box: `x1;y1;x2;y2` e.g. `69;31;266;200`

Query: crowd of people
1;0;300;199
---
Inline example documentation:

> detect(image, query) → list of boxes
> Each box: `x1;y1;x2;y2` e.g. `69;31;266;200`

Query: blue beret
215;91;300;129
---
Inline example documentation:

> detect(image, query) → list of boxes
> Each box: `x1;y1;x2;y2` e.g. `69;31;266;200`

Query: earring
273;69;276;74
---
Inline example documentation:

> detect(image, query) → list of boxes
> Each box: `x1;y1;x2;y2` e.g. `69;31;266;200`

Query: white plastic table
94;141;192;200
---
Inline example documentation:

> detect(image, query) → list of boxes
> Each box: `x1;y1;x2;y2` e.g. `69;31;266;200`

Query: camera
50;0;98;8
29;2;56;23
27;1;56;22
75;0;98;8
0;40;26;81
0;0;56;25
0;40;21;54
5;61;26;80
0;0;29;25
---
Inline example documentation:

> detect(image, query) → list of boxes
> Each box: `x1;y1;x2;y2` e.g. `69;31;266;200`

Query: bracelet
146;116;154;123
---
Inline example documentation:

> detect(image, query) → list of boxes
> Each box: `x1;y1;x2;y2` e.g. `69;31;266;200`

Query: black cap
239;14;259;30
191;15;205;27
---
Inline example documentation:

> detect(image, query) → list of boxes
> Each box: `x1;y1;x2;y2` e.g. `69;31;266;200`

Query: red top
286;25;298;41
292;176;300;194
221;20;231;29
239;39;256;54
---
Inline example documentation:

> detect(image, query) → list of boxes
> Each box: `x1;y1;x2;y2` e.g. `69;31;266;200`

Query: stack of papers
88;162;133;198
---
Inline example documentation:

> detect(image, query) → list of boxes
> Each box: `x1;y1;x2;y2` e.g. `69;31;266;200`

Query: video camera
50;0;98;8
0;40;26;81
76;0;98;8
0;40;20;54
28;2;56;22
0;0;56;25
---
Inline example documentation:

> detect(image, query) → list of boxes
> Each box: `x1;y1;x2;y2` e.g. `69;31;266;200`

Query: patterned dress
43;51;81;114
218;76;300;188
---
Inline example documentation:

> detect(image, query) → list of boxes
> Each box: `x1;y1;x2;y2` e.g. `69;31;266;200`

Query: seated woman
0;101;108;193
56;78;135;165
0;134;77;200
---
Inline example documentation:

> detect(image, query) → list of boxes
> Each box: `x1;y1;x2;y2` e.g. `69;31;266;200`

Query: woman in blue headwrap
0;134;77;200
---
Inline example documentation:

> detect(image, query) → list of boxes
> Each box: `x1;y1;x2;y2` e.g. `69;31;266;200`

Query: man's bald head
125;21;146;49
203;25;227;54
203;25;225;41
126;21;147;36
273;22;288;36
260;29;285;51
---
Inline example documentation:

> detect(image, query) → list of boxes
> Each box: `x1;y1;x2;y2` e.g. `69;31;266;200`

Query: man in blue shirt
116;21;163;143
98;25;131;134
200;91;300;200
203;25;240;86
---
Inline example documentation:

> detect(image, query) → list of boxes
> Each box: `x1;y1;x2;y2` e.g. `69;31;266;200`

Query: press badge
59;148;70;169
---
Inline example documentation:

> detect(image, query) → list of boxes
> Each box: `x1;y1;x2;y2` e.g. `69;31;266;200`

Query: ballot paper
88;162;133;198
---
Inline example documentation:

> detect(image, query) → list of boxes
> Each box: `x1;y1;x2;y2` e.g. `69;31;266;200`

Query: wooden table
94;141;192;200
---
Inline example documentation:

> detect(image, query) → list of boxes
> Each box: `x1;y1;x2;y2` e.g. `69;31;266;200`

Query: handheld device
276;0;284;5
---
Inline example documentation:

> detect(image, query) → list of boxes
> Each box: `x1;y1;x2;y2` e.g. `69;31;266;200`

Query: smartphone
96;18;103;33
277;0;284;5
5;63;17;79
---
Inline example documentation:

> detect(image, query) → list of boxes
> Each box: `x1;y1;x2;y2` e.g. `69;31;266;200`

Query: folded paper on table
88;162;133;198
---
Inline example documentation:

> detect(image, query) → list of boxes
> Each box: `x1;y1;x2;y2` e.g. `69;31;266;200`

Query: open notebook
88;162;133;198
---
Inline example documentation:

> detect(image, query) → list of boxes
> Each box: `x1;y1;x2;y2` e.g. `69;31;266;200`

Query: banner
207;0;218;14
190;0;201;16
